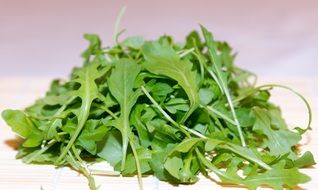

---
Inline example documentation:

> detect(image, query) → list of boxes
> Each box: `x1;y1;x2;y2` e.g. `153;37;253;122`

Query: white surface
0;0;317;77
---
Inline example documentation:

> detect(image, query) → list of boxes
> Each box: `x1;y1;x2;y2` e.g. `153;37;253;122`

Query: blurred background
0;0;317;78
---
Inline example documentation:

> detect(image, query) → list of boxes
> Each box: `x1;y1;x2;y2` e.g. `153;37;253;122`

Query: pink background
1;0;317;77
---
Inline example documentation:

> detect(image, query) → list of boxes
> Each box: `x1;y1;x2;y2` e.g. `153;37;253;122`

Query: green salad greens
2;26;315;190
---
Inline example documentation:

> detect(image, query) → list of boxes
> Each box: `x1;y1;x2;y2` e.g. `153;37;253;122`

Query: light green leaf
57;62;111;163
294;151;316;168
108;58;141;171
253;107;301;156
142;42;199;122
199;88;214;105
97;130;123;166
168;138;202;155
151;82;174;97
244;161;310;190
164;156;183;179
2;109;42;147
201;25;246;147
121;146;152;175
122;36;145;49
77;120;109;155
130;104;151;147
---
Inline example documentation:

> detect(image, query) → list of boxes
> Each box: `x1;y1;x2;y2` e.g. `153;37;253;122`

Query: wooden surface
0;77;317;190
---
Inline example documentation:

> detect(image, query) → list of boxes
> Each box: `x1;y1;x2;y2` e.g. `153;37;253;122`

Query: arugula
142;42;199;123
2;26;315;190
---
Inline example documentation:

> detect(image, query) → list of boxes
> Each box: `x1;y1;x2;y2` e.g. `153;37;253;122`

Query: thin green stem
191;39;205;86
24;139;56;164
141;86;190;137
201;26;246;147
232;83;312;132
142;86;206;139
101;105;118;119
141;86;178;126
220;144;272;170
257;84;312;131
67;151;98;190
129;139;144;190
195;148;242;184
56;98;91;164
113;7;126;45
205;105;236;126
178;48;195;58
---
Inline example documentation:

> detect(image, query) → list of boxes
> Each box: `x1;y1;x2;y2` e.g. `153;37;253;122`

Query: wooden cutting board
0;77;317;190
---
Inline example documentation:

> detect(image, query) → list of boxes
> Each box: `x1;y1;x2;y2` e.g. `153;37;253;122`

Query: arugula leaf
2;109;43;147
142;42;199;122
108;58;141;170
201;25;246;147
168;138;202;155
122;36;145;49
76;120;109;155
130;104;151;147
97;130;123;166
253;107;301;156
244;161;310;190
164;155;183;179
294;151;316;168
56;62;110;164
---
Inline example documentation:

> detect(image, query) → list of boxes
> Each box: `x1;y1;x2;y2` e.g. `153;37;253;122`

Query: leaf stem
129;138;144;190
220;144;272;170
195;148;242;184
205;105;236;126
178;48;195;58
24;139;56;164
67;151;98;190
257;84;312;131
201;26;246;147
113;7;126;45
141;86;206;139
56;98;91;164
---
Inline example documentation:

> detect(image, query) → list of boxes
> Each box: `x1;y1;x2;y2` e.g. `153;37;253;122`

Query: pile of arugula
2;26;315;190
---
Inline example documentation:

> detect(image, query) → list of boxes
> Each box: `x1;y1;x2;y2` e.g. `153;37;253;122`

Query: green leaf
142;42;199;121
199;88;213;105
108;58;141;170
168;138;202;155
81;34;102;65
149;143;176;181
122;36;145;49
151;82;174;97
121;146;152;175
39;119;62;140
195;148;243;185
205;139;271;170
130;104;151;147
294;151;316;168
97;130;123;166
244;161;310;190
2;109;42;147
201;25;246;147
108;59;141;109
77;120;109;155
253;107;301;156
165;98;190;114
205;138;221;151
164;156;183;179
56;62;111;163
